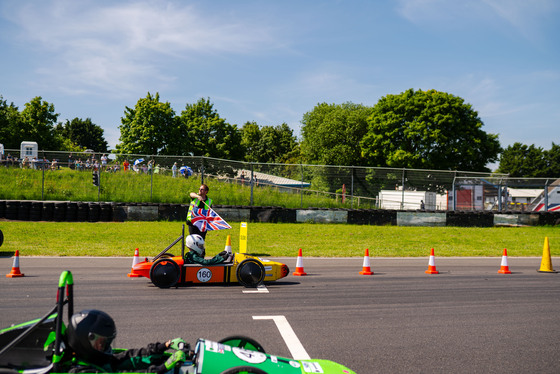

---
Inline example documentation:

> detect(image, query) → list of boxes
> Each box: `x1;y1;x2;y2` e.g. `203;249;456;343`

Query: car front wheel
236;259;265;288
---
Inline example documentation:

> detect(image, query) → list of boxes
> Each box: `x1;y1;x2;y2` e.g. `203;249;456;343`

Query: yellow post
538;237;558;273
239;222;248;253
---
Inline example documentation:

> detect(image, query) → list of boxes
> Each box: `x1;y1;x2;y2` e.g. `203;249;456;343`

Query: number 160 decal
197;268;213;282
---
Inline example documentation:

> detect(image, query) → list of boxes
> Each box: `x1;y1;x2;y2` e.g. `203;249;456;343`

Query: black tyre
219;366;267;374
218;335;265;353
0;229;3;247
150;258;180;288
236;259;265;288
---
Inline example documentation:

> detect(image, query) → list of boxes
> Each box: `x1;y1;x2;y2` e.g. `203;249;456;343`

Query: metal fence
1;148;558;211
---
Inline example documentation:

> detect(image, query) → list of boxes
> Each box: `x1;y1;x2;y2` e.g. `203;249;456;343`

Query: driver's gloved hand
219;251;231;261
164;350;186;370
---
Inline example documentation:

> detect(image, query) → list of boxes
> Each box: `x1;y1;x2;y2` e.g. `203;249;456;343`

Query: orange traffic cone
293;248;307;276
6;250;24;278
127;248;142;278
359;248;374;275
425;248;439;274
498;248;512;274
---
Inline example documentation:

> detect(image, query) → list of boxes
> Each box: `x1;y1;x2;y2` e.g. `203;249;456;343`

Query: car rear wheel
219;366;267;374
236;259;265;288
218;335;265;353
0;229;3;247
150;258;180;288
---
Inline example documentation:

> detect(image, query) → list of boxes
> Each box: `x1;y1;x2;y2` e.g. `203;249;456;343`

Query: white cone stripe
13;256;20;268
428;255;435;266
362;256;371;267
131;250;141;266
295;256;304;268
501;256;508;266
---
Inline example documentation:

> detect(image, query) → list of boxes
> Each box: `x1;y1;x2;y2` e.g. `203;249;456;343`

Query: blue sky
1;0;559;167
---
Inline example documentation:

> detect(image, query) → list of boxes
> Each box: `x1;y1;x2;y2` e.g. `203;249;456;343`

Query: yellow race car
129;226;289;288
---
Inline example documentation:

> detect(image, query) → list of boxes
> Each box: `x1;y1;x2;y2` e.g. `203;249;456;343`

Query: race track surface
1;256;560;373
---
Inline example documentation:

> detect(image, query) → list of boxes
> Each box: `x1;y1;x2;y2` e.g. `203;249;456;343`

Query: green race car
0;271;356;374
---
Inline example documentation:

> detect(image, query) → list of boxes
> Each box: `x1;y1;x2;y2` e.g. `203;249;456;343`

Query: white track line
242;284;269;293
252;315;310;360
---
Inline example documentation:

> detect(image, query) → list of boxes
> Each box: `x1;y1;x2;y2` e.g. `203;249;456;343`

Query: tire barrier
5;201;18;220
1;200;560;226
66;202;78;222
112;203;127;222
17;201;31;221
446;211;494;227
100;203;112;221
158;203;187;221
77;202;89;221
53;202;66;222
30;201;43;221
42;202;54;221
0;200;6;219
88;202;100;222
249;207;296;223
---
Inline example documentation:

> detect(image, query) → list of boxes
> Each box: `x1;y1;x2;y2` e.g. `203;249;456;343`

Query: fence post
41;150;45;200
300;163;304;208
351;167;354;209
201;157;205;185
451;174;456;211
150;155;153;202
400;168;406;210
250;163;254;206
544;179;549;212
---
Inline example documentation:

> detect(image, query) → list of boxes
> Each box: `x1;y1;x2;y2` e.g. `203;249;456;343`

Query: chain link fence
1;148;558;211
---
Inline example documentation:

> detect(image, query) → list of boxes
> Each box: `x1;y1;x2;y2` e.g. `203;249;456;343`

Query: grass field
0;221;558;258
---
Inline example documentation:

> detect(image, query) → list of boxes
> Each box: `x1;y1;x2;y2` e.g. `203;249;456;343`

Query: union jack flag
190;207;232;232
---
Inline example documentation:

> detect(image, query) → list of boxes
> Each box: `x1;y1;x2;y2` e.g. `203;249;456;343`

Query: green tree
116;92;176;155
55;118;108;152
498;142;559;177
18;96;61;150
0;96;21;149
241;122;298;163
300;102;373;166
361;89;501;171
545;143;560;176
178;98;243;160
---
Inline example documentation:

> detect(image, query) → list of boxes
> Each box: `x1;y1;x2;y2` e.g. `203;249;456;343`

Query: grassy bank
0;221;558;257
0;167;353;208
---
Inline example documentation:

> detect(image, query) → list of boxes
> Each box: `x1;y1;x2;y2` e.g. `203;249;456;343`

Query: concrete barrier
397;212;446;226
296;209;348;223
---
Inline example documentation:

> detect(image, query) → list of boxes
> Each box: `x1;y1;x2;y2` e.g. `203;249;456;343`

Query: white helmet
186;234;205;256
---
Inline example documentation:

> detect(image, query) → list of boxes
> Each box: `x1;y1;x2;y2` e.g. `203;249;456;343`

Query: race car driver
67;309;189;373
184;234;231;265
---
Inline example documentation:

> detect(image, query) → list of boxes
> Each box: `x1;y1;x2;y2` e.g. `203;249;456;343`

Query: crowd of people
1;153;62;170
0;153;166;175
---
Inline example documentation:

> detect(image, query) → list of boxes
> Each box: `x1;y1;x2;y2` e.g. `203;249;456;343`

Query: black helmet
67;310;116;363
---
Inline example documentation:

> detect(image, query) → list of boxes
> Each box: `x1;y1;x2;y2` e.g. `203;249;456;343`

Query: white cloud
5;0;283;97
396;0;558;42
